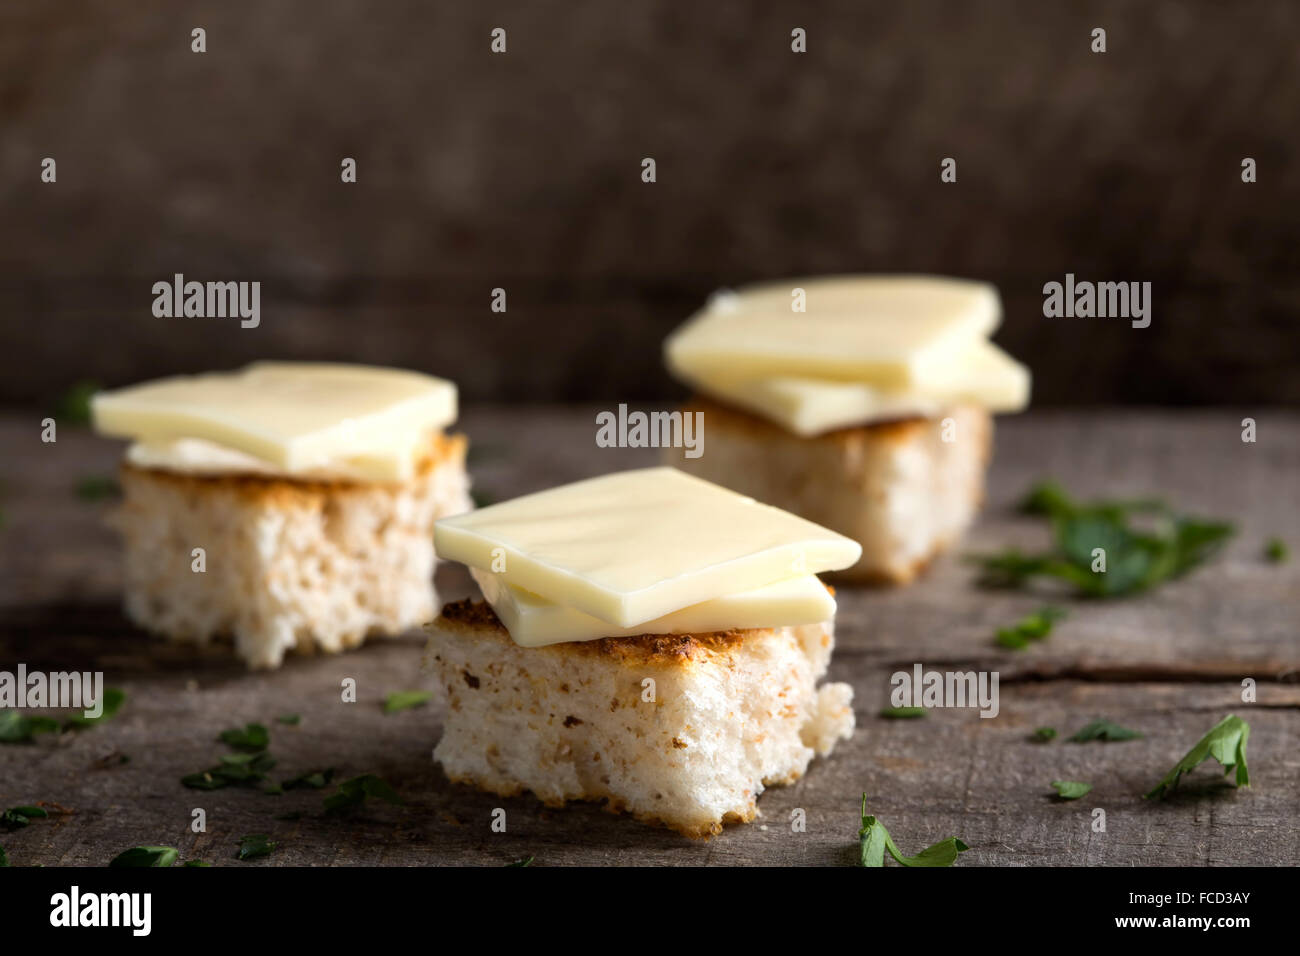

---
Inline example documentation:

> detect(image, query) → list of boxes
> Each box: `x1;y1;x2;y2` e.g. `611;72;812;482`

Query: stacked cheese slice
434;467;862;646
664;275;1030;435
93;361;459;481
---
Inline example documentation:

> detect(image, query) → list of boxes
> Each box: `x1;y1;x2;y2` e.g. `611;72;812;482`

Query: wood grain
0;408;1297;866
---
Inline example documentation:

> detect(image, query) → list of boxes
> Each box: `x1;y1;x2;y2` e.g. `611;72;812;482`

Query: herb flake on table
218;722;270;752
276;713;301;725
1264;538;1288;563
2;805;49;831
507;856;534;867
0;711;60;744
1051;780;1092;800
858;795;969;867
878;706;926;719
1069;719;1142;743
383;690;433;714
236;834;277;861
1032;727;1057;742
1145;714;1250;800
282;768;336;791
74;475;120;502
970;480;1234;597
995;606;1066;649
182;751;277;790
110;846;178;868
54;380;100;425
323;774;403;815
64;687;126;729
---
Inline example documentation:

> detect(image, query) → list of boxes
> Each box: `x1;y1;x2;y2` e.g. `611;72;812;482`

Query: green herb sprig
858;795;969;867
1145;715;1250;800
970;480;1234;597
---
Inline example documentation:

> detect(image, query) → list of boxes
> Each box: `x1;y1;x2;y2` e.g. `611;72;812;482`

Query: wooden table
1;408;1297;866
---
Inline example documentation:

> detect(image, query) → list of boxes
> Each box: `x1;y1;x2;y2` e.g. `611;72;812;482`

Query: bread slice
667;399;990;584
113;432;471;669
425;599;854;837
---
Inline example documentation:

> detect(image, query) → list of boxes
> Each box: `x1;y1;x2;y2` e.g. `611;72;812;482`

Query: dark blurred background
0;0;1296;410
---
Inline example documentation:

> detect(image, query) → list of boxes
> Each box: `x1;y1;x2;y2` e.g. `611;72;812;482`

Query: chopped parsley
323;774;403;815
1069;719;1142;743
1050;780;1092;800
0;711;60;744
74;475;120;502
1264;538;1288;563
64;687;126;729
218;722;270;752
858;796;969;867
383;691;433;714
110;846;178;868
282;768;336;791
54;381;99;425
971;480;1233;597
2;805;49;831
182;751;277;790
996;606;1066;649
878;707;926;719
1145;715;1250;800
275;713;301;726
1032;727;1057;743
236;834;277;861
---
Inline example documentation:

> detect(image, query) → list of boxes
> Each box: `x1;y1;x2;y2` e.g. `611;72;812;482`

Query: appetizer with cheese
663;275;1031;583
425;467;860;837
91;362;472;668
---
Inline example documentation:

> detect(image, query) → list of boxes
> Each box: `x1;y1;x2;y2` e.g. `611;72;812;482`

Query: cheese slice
472;567;835;646
665;275;1000;389
434;467;861;628
92;362;457;482
683;340;1030;435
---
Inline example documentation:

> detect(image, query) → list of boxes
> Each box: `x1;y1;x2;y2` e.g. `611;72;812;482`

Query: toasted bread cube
113;433;470;669
425;599;854;838
668;400;990;583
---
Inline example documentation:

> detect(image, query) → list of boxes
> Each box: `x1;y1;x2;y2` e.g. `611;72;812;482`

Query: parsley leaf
1264;538;1288;563
110;846;178;868
1145;714;1250;800
878;707;926;719
282;768;336;791
383;690;433;714
54;381;100;425
1051;780;1092;800
182;751;277;790
2;805;49;831
323;774;403;815
182;860;211;867
996;606;1066;649
218;722;269;752
1032;727;1057;742
74;475;120;502
64;687;126;729
1069;719;1142;743
236;834;277;861
858;795;969;867
0;711;60;744
972;481;1233;597
276;713;301;725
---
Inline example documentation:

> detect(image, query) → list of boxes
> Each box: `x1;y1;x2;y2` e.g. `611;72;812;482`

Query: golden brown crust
433;598;758;666
682;396;929;445
119;431;467;503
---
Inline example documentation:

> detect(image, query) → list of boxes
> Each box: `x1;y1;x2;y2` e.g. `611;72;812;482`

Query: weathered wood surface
1;408;1297;866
